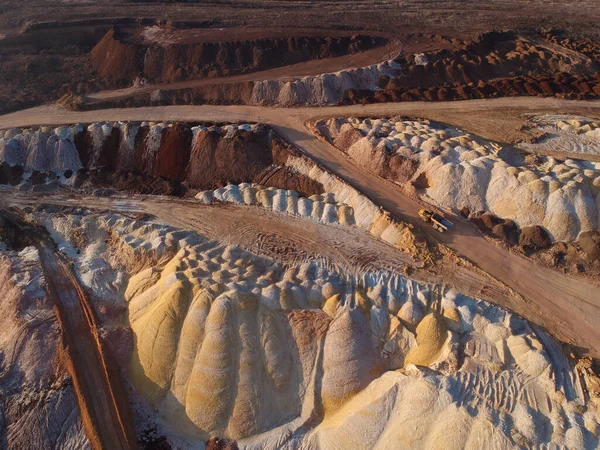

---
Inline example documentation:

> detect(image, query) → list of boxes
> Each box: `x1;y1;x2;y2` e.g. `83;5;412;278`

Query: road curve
2;97;600;357
88;38;400;102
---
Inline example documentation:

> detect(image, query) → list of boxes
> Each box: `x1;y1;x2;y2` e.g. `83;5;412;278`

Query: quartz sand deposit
8;208;598;449
316;117;600;242
521;115;600;157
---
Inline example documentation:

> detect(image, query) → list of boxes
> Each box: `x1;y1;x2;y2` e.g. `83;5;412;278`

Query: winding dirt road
88;38;400;102
2;97;600;357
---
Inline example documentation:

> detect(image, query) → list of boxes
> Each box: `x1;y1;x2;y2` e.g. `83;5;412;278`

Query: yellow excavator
418;209;453;233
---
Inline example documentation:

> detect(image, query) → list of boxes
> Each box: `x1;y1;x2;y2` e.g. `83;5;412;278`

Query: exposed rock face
316;117;600;242
0;123;325;196
91;28;386;86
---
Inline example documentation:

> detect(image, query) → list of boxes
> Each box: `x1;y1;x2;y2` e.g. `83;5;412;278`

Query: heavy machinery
418;209;453;232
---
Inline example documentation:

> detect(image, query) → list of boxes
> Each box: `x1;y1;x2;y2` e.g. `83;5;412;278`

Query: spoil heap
343;31;600;104
91;28;387;86
316;117;600;242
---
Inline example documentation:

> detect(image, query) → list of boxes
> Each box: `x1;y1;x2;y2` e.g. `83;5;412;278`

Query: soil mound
492;220;520;246
316;117;600;242
519;226;553;251
342;31;600;105
91;27;386;86
579;230;600;261
90;28;142;85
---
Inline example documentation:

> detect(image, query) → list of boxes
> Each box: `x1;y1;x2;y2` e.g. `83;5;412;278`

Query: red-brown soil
0;23;107;115
80;30;600;111
544;30;600;62
343;31;600;105
185;128;274;188
91;27;386;86
74;168;188;197
254;166;324;197
71;123;324;197
90;29;142;86
322;124;419;182
154;124;193;181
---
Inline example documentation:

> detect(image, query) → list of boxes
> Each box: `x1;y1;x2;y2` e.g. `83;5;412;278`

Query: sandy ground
2;98;600;358
0;211;137;450
5;96;600;146
0;190;508;306
1;187;597;360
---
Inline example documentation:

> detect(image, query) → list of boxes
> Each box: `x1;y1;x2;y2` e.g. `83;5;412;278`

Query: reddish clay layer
343;31;600;104
91;28;386;86
72;123;324;197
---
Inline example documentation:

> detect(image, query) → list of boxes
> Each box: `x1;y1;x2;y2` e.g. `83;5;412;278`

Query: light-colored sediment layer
250;60;400;106
0;125;83;172
318;117;600;242
196;183;355;227
24;210;599;449
0;246;91;450
521;115;600;156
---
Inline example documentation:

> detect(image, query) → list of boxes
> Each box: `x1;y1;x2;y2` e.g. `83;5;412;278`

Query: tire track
0;210;138;450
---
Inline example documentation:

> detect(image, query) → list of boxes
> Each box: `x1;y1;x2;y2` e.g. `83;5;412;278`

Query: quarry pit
2;8;600;450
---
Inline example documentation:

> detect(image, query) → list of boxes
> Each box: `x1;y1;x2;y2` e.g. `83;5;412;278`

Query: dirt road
0;189;510;306
4;96;600;143
2;97;600;357
0;211;138;450
88;38;399;102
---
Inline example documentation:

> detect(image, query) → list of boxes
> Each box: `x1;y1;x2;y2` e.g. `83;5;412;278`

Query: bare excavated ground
0;22;390;114
2;0;600;38
2;192;600;450
3;0;600;114
2;110;600;361
66;29;600;112
2;4;600;447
